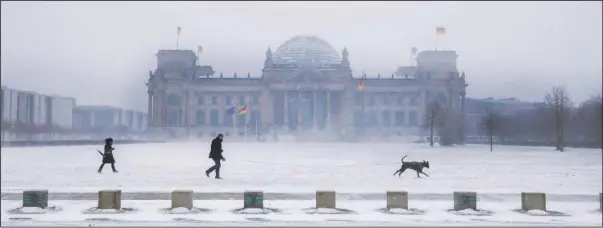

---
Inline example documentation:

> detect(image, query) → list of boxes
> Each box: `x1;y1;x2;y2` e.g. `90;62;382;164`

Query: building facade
72;105;148;133
146;36;468;140
1;86;76;130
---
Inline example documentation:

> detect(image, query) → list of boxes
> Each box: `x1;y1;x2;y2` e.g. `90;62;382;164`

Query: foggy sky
1;1;601;112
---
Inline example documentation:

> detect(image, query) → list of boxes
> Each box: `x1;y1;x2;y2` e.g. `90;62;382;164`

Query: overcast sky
1;1;601;112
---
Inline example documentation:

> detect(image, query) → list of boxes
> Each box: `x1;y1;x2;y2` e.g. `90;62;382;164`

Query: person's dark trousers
98;163;117;172
206;158;222;178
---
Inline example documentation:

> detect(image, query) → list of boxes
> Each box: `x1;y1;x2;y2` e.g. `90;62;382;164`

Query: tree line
423;86;602;151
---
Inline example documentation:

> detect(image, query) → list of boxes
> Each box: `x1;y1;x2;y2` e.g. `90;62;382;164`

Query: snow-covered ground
1;142;601;226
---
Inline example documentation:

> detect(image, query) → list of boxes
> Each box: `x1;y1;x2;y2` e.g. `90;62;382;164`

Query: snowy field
1;142;601;226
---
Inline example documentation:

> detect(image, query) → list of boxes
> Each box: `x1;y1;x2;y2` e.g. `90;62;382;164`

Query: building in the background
72;105;147;133
145;36;468;140
1;86;76;130
464;97;542;141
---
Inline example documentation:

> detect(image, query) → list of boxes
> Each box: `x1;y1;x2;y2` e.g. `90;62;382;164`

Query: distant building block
171;190;193;210
22;190;48;209
599;193;602;211
316;191;336;209
454;191;477;211
386;191;408;210
243;191;264;209
98;190;122;210
521;192;546;211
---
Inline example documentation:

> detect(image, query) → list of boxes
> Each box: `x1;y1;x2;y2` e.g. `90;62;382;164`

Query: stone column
188;90;195;127
312;90;317;129
260;90;273;125
156;90;165;126
326;91;331;126
284;91;288;125
147;92;153;126
182;91;188;127
461;91;466;112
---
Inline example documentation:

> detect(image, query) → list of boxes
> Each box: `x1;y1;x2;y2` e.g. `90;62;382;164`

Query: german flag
357;78;365;91
436;27;446;36
238;105;248;115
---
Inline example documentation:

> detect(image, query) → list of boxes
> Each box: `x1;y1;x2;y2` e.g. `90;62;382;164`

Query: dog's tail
401;155;408;162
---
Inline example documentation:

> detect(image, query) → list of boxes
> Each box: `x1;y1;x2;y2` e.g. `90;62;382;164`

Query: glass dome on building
272;36;342;65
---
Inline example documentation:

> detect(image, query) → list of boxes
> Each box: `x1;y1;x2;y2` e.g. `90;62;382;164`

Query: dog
393;155;430;178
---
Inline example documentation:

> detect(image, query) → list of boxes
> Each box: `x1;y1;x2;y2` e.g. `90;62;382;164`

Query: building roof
157;49;196;56
272;36;342;66
416;50;458;60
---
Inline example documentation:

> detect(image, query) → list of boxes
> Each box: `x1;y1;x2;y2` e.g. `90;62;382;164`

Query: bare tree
480;111;500;151
423;101;442;147
574;94;602;147
544;86;572;152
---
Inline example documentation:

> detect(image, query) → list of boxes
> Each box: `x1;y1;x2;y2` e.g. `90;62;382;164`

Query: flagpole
361;75;366;135
410;51;413;66
176;26;181;49
233;112;236;141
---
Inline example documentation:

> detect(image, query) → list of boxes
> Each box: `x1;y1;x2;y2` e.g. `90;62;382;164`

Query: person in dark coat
98;137;118;173
205;134;225;179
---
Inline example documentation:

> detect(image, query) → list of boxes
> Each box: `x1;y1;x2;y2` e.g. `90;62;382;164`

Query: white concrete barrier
521;192;546;211
98;190;122;210
243;191;264;209
386;191;408;210
22;190;48;209
454;191;477;211
171;190;193;210
316;191;336;209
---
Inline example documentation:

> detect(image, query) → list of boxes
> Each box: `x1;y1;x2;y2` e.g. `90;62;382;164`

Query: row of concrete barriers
20;190;603;212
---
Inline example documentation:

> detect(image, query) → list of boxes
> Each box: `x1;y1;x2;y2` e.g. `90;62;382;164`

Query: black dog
393;155;430;178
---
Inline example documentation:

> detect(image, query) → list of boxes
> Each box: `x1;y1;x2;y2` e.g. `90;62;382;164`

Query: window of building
210;110;219;126
396;95;405;106
225;96;232;106
168;110;179;126
367;110;377;126
223;111;233;126
408;111;418;126
367;95;375;106
197;94;204;105
211;96;218;105
196;110;206;125
238;96;246;105
252;95;259;105
354;110;363;126
250;110;260;125
382;110;391;126
382;95;391;105
354;93;364;106
167;93;181;106
394;111;404;126
410;95;419;106
237;114;246;126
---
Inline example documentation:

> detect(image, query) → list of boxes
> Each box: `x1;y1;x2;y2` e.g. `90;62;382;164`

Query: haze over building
146;36;467;140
